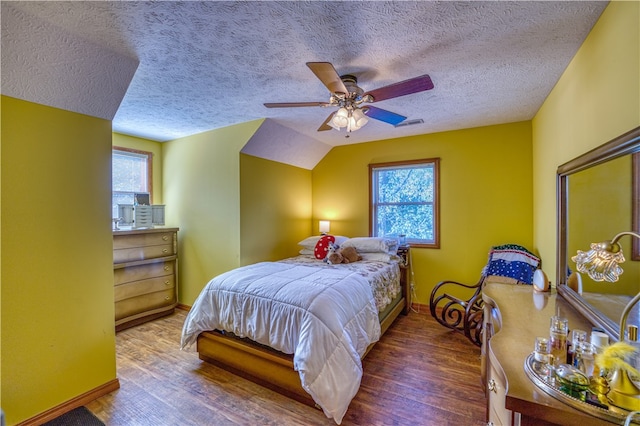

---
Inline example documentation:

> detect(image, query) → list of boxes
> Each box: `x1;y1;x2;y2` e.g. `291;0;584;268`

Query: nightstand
397;244;411;314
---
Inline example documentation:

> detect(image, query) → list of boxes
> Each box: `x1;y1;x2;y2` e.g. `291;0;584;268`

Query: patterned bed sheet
278;255;401;312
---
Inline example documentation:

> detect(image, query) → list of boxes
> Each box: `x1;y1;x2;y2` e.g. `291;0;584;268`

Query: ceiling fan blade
363;74;434;103
317;112;336;131
264;101;330;108
306;62;349;95
363;106;407;126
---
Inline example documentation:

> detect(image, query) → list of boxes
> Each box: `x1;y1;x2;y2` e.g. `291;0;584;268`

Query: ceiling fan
264;62;434;133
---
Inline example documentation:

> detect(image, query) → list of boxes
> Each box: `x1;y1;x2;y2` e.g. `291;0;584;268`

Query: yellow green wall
313;121;534;304
1;96;117;424
239;154;312;265
112;133;164;205
532;0;640;286
162;120;264;305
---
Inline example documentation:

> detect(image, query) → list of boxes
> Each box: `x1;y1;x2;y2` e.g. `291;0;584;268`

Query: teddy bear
340;246;362;263
325;242;362;264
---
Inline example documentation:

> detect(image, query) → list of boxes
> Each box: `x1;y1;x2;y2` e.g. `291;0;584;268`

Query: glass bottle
574;341;595;378
627;325;640;373
568;329;587;365
550;316;569;367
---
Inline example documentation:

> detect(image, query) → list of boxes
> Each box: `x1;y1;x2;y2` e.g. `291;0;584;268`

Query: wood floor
87;307;487;425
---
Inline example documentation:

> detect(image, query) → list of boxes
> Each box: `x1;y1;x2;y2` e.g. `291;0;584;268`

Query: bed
181;237;410;424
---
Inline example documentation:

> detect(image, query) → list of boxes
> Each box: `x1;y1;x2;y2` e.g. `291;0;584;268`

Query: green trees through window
370;158;440;248
112;147;152;218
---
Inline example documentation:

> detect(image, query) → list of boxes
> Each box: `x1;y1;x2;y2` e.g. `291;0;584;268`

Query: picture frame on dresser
134;192;150;205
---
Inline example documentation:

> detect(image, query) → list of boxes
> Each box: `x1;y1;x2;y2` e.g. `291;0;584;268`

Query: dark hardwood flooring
87;307;486;425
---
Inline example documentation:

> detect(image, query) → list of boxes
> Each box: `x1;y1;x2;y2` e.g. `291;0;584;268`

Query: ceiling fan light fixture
351;108;369;128
346;117;357;132
327;118;341;130
331;107;349;128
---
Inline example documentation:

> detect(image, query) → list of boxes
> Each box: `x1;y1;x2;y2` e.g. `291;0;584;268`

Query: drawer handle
488;379;497;393
165;280;170;286
165;296;170;300
162;235;168;241
162;248;168;253
164;266;170;271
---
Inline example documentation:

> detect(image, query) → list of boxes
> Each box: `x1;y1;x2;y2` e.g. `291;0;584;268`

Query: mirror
557;126;640;341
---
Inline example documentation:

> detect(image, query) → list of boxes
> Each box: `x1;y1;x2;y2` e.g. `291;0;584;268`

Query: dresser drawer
113;231;176;250
115;288;176;320
114;243;174;263
114;259;175;285
115;275;176;302
487;352;512;425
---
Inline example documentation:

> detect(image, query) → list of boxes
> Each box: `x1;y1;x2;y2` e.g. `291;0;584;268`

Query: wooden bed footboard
196;294;407;407
197;329;315;407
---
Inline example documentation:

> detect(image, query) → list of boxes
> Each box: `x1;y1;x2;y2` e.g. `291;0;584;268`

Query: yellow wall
162;120;264;305
1;96;116;424
239;154;312;265
532;0;640;285
313;121;534;304
112;133;164;205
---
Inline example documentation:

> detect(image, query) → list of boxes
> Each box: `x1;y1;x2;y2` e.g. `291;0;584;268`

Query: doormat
43;406;104;426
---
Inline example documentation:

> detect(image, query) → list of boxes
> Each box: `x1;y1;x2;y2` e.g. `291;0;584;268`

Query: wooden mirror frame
633;152;640;260
556;126;640;340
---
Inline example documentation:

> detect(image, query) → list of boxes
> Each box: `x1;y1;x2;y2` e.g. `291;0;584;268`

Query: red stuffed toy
314;235;335;260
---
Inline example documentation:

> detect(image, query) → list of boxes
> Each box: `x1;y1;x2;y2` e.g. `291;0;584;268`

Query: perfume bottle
574;341;596;377
534;336;552;378
627;325;640;372
550;316;568;367
534;337;550;363
568;329;587;365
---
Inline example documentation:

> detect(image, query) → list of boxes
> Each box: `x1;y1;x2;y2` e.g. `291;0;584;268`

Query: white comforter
180;261;381;424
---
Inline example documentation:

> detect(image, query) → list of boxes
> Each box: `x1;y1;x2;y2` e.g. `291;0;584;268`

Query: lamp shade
331;108;349;128
351;107;369;128
572;232;640;282
319;220;330;234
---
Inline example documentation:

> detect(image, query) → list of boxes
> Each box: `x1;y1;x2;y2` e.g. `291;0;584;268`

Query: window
112;147;153;218
369;158;440;248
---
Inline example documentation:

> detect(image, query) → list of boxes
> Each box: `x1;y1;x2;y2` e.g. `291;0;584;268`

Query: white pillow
299;248;314;256
297;235;348;250
341;237;398;254
359;252;400;263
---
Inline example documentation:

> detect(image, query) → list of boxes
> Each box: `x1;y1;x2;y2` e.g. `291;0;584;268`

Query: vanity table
482;282;618;426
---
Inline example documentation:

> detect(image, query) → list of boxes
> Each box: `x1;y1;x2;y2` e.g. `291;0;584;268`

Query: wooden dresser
113;227;179;331
482;282;616;426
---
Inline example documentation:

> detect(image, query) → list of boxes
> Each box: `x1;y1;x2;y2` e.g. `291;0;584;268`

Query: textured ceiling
2;1;608;148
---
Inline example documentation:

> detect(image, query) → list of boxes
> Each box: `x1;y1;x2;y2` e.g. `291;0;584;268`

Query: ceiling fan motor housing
340;74;364;101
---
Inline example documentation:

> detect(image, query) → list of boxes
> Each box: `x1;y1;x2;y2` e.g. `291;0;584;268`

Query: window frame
112;146;154;205
633;152;639;260
369;158;440;249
